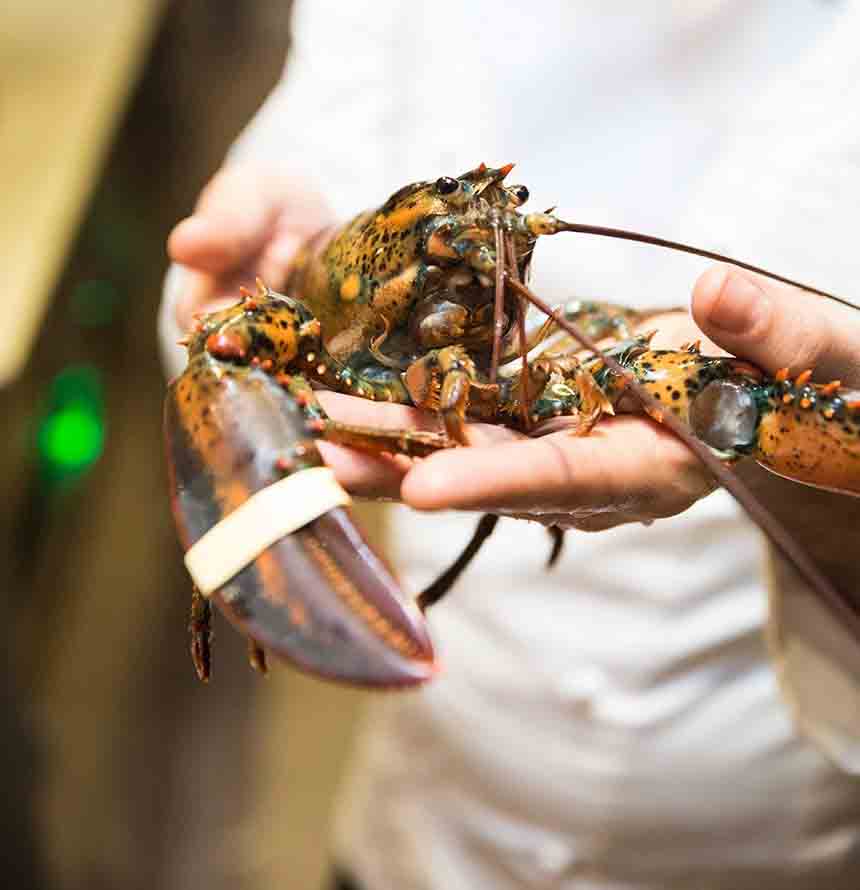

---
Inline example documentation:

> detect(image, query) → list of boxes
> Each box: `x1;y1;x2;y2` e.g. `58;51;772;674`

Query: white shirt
161;2;860;887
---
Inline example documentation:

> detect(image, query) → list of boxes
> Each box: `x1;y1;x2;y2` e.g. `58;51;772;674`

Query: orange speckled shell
754;403;860;495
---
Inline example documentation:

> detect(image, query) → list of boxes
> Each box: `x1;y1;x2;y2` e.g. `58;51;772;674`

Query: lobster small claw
165;354;436;687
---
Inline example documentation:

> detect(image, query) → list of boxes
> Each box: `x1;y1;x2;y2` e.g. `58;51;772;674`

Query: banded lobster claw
164;355;436;687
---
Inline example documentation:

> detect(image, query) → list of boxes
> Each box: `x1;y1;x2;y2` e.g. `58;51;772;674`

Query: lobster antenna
489;224;506;384
503;233;533;432
506;275;860;644
556;222;857;309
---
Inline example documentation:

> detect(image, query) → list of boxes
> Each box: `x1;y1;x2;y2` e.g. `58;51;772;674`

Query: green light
35;365;106;485
38;406;104;470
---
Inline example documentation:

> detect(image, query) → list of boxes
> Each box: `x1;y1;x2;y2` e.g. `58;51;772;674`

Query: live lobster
164;163;860;687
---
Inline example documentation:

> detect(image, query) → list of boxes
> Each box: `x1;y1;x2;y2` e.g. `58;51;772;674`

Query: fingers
316;391;442;433
168;165;280;275
316;392;521;443
315;441;406;500
166;164;335;331
692;265;860;385
167;166;284;332
401;415;715;524
315;392;521;500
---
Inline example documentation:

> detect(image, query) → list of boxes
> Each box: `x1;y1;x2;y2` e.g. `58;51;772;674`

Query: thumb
167;164;279;276
691;265;860;386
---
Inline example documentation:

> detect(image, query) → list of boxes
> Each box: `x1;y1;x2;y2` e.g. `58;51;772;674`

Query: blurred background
1;2;372;887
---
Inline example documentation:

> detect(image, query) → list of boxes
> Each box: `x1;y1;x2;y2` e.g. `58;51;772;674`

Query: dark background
1;3;370;888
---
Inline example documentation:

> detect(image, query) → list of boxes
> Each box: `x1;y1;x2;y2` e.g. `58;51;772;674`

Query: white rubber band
185;466;352;596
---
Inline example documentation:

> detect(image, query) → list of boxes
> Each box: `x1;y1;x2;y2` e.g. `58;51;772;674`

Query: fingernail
707;269;766;334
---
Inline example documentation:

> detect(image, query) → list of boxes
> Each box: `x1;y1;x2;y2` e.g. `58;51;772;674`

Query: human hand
167;162;334;330
691;265;860;387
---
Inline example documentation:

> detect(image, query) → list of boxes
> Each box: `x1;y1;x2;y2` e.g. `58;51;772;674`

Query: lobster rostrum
165;163;860;687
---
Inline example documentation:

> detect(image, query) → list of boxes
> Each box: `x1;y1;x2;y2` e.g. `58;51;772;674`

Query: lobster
164;163;860;687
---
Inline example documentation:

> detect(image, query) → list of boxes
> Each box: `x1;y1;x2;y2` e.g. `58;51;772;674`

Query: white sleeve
677;0;860;302
226;0;408;213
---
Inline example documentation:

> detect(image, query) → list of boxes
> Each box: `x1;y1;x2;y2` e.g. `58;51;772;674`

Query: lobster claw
164;359;436;687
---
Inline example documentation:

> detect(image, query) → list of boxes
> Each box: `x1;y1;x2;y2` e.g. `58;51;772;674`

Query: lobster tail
164;354;435;687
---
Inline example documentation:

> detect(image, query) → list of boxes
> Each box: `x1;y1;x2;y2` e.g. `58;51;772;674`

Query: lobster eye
510;185;529;204
435;176;460;195
689;380;758;452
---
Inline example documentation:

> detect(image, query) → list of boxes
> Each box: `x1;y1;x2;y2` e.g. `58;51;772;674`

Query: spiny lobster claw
164;357;436;687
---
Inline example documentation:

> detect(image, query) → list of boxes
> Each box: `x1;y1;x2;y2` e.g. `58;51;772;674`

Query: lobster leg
403;345;501;444
524;300;658;361
417;515;567;613
417;514;500;612
547;526;565;568
188;585;213;682
247;639;268;675
284;372;455;458
321;420;453;458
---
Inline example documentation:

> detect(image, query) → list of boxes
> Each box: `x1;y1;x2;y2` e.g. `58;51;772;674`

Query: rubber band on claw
185;467;351;596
